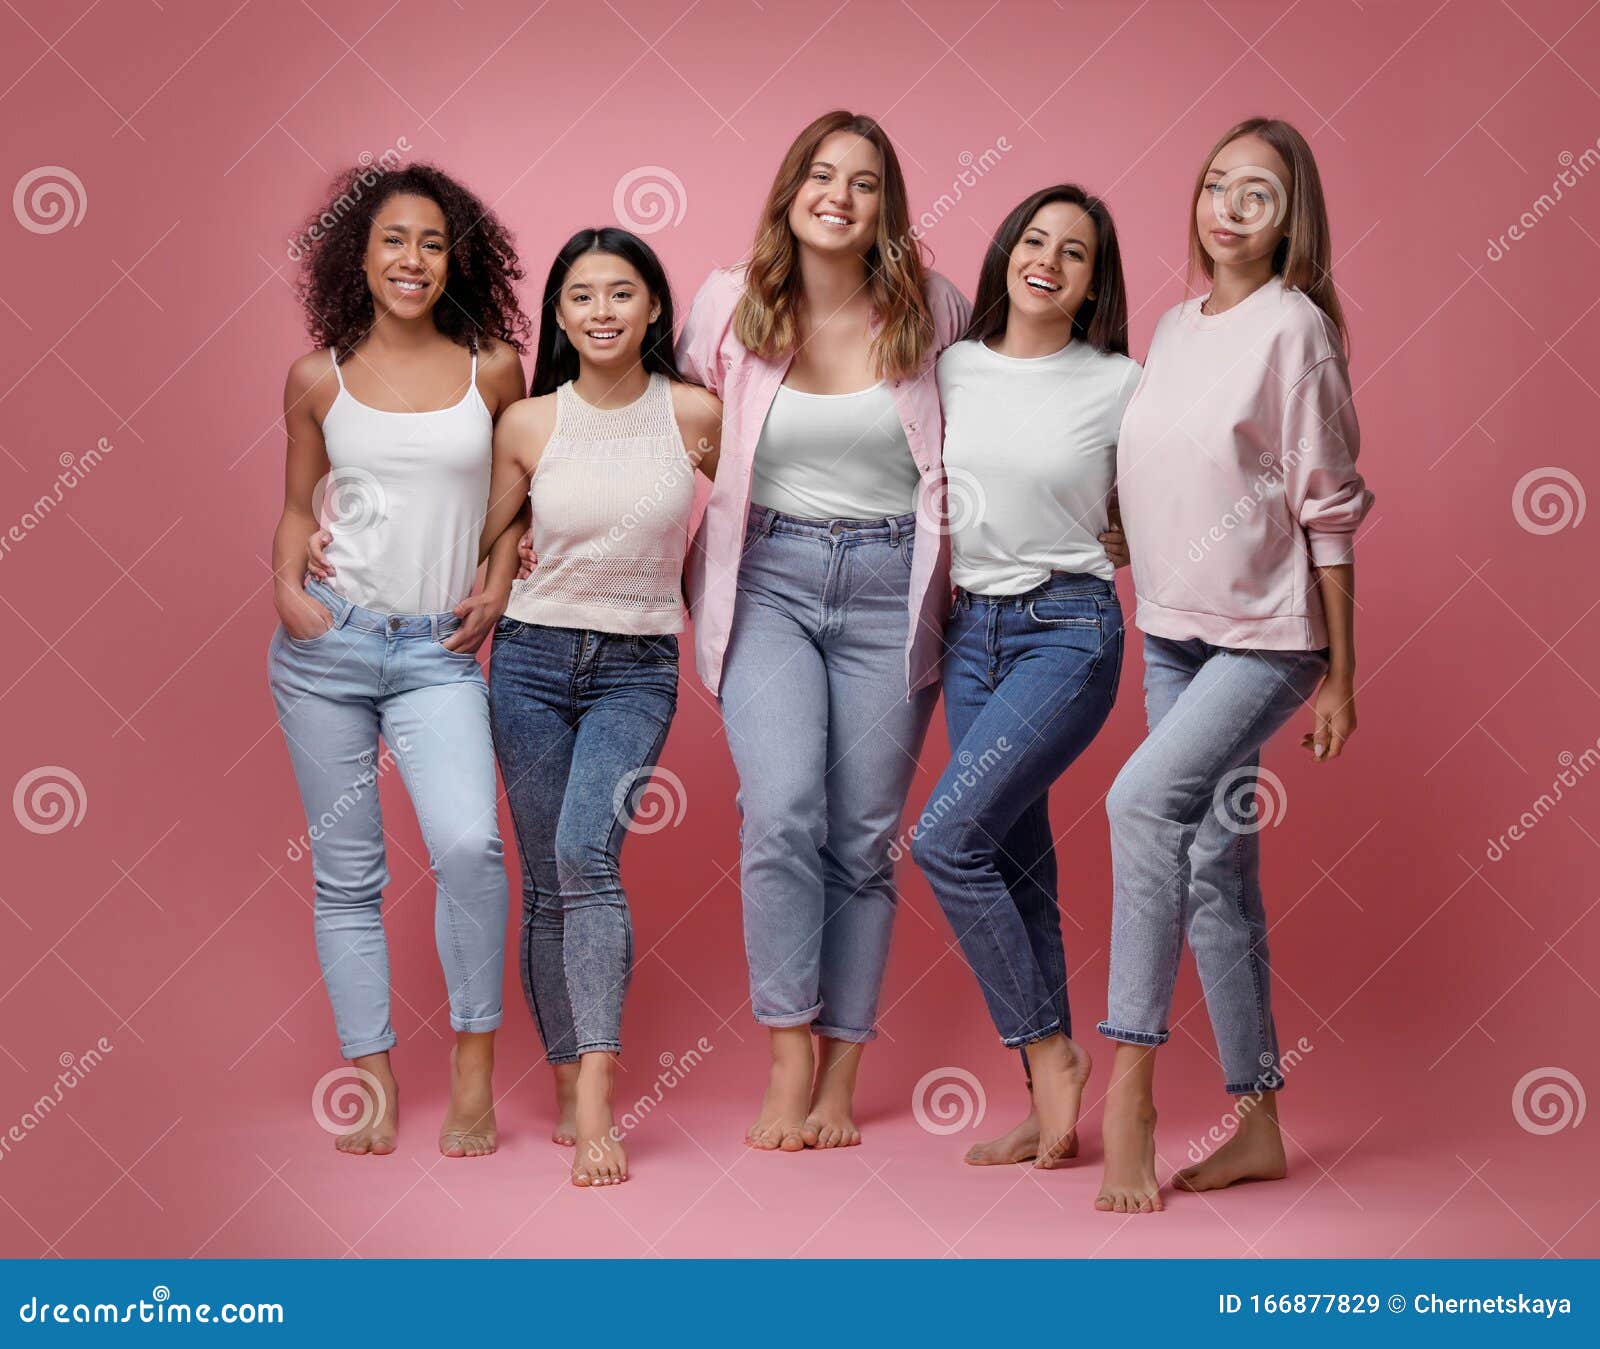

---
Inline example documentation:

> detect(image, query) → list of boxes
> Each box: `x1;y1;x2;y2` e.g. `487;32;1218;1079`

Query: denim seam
1096;1023;1169;1046
1232;824;1273;1085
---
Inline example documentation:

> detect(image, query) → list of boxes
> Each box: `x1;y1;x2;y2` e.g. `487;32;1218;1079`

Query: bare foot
748;1026;812;1152
1025;1034;1091;1169
1094;1043;1162;1213
552;1062;579;1146
438;1033;497;1158
962;1107;1081;1166
333;1055;398;1156
803;1037;864;1148
1175;1093;1287;1192
571;1054;627;1187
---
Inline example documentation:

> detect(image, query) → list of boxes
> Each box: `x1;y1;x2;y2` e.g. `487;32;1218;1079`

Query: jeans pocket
627;634;679;666
1026;594;1101;628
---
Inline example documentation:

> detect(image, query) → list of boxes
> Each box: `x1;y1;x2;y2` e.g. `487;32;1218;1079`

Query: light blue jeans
1099;634;1327;1094
719;507;937;1042
267;578;507;1059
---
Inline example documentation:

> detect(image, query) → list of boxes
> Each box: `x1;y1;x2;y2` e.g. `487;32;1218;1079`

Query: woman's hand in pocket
279;589;333;641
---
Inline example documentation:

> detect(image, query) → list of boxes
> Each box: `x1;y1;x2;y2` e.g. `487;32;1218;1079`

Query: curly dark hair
293;161;530;360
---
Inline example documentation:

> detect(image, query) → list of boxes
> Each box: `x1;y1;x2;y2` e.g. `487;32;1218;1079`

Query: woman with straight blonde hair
677;110;970;1151
1096;117;1374;1212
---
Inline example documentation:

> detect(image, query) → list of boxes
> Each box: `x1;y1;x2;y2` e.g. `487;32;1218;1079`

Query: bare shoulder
285;348;339;418
670;379;721;433
497;392;557;439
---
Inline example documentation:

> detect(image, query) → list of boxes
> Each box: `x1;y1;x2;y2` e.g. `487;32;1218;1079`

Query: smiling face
363;192;449;320
786;130;884;258
1195;133;1292;270
553;251;659;371
1006;200;1098;329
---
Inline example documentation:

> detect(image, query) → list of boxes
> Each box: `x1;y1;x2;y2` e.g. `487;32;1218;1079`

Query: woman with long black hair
479;227;721;1187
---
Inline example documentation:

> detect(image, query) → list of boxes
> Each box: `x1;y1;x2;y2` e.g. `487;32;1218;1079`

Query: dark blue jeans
911;574;1123;1049
488;619;679;1062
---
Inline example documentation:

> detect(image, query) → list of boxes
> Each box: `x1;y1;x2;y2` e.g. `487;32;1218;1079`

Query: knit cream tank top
504;373;697;635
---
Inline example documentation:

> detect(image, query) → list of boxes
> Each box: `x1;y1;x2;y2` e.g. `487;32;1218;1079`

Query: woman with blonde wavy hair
677;110;970;1151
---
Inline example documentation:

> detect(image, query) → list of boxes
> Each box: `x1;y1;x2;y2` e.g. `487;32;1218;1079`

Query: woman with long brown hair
677;110;970;1151
1096;118;1374;1212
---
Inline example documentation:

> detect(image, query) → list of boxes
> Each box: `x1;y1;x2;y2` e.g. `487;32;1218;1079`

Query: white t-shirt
938;337;1141;593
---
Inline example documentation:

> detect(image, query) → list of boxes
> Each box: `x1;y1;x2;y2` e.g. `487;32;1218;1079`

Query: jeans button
389;618;400;630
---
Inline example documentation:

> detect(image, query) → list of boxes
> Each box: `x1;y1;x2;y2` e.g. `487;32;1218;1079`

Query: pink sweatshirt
675;265;972;696
1116;276;1374;650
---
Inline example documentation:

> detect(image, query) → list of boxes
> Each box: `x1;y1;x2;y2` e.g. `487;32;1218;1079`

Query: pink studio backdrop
2;0;1597;1260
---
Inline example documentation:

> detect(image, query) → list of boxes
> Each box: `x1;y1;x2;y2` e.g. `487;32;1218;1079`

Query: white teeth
1025;276;1060;293
818;213;850;226
588;330;620;339
394;280;424;292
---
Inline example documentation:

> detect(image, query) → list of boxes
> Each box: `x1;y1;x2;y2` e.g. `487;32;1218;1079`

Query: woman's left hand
1099;524;1130;569
444;588;508;653
1303;673;1356;761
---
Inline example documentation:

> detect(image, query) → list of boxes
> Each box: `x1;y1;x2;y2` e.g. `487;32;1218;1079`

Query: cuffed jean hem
542;1051;581;1067
1225;1078;1284;1096
753;1002;822;1030
1096;1022;1169;1047
449;1013;503;1035
1000;1020;1063;1050
811;1023;876;1044
574;1041;623;1057
342;1033;398;1059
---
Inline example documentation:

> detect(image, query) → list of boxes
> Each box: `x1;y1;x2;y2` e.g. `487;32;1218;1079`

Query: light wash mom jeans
268;578;507;1059
1099;634;1327;1094
719;507;937;1042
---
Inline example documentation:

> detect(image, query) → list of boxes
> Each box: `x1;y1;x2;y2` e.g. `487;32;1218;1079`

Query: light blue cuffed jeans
1099;634;1327;1094
718;506;937;1042
267;578;507;1059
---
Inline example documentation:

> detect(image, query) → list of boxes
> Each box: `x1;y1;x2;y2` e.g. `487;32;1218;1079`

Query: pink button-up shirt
676;265;972;698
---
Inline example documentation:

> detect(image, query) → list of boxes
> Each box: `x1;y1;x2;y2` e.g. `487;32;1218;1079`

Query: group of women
268;109;1373;1211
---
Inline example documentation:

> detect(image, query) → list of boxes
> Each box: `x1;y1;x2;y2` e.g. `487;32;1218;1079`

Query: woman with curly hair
676;111;970;1151
268;162;529;1158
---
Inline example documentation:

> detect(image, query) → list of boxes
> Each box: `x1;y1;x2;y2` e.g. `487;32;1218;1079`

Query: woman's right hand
516;528;536;581
279;588;333;641
306;529;335;580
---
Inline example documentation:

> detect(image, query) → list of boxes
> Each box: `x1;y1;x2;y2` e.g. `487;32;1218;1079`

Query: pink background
2;0;1597;1258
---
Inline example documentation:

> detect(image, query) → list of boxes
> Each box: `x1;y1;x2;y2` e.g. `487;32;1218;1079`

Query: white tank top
505;373;696;635
749;382;919;521
318;346;492;615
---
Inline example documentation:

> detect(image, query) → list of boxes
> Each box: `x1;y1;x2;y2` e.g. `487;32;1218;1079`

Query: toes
779;1129;806;1152
1094;1192;1114;1211
800;1123;821;1147
369;1137;396;1156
